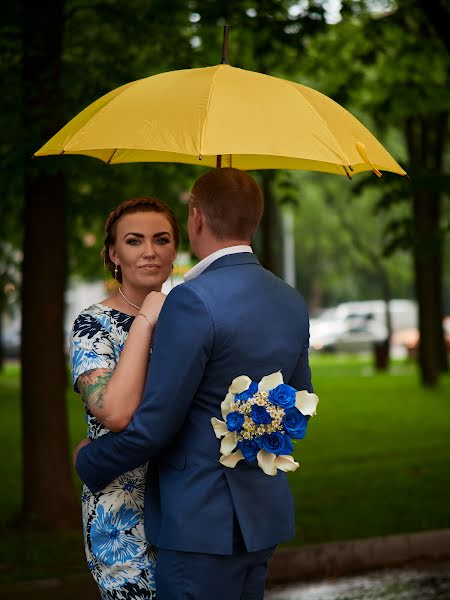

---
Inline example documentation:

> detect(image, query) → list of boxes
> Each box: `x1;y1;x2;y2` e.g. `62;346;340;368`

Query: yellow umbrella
35;64;406;178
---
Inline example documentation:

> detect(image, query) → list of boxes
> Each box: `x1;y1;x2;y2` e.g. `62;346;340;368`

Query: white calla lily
220;450;244;468
295;390;319;416
274;454;300;472
220;393;234;419
211;417;228;439
229;375;252;394
258;371;283;393
220;432;237;456
257;449;277;476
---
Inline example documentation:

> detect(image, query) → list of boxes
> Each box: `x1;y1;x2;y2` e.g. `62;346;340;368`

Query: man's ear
192;206;204;234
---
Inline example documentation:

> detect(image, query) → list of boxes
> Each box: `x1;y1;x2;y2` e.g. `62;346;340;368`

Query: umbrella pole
217;25;229;168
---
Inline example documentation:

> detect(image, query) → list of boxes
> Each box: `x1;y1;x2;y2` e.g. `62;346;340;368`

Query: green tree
301;0;450;385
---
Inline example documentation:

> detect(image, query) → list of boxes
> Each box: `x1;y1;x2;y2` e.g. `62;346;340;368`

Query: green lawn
0;356;449;582
290;356;450;544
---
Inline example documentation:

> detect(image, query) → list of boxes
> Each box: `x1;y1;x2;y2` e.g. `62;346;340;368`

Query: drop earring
114;263;119;279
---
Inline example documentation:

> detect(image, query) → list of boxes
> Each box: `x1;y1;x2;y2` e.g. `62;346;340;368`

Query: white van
310;299;418;353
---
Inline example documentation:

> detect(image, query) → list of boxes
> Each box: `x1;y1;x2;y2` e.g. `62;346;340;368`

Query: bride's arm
77;292;166;432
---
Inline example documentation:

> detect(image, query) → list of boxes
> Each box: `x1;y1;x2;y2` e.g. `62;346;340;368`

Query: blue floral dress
70;304;156;600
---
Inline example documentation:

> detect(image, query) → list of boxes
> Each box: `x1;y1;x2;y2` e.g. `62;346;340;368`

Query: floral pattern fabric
70;304;156;600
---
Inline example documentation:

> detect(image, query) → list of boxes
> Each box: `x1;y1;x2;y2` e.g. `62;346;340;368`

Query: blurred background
0;0;449;591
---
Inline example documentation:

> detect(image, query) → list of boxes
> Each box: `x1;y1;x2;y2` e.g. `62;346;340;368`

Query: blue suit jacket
77;253;312;554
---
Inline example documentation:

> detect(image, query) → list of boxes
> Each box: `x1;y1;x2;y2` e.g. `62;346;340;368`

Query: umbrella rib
107;149;118;164
284;80;352;167
199;65;222;159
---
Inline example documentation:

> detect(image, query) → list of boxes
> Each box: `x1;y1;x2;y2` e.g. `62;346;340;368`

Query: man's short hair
191;168;264;241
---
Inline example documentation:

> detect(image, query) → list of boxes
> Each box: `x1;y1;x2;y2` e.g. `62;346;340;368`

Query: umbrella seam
283;79;352;166
199;65;223;157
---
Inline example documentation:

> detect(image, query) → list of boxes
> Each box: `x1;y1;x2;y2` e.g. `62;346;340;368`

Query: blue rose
282;408;309;439
268;384;296;409
235;381;258;402
261;431;293;456
238;438;260;462
226;411;245;432
250;404;272;425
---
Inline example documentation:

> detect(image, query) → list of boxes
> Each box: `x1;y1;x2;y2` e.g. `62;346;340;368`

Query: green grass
0;356;449;582
290;355;450;544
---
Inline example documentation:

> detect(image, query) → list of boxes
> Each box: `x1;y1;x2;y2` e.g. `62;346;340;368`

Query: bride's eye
126;238;141;246
155;237;170;245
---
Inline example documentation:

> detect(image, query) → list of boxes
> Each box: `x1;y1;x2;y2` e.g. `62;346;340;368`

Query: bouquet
211;371;318;476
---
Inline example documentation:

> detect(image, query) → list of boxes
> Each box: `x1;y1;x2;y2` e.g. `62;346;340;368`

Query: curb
2;529;450;597
267;528;450;587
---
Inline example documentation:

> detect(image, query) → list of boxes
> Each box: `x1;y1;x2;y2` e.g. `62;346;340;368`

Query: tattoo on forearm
78;369;114;412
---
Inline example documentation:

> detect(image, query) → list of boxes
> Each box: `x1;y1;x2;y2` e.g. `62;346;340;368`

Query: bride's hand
140;291;167;327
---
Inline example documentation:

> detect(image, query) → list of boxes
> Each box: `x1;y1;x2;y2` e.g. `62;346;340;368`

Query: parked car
310;300;418;353
391;317;450;357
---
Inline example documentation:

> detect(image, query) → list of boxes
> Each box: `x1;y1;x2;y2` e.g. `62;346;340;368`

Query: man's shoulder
177;262;308;315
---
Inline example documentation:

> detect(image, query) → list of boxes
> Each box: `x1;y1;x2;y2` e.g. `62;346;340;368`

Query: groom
76;168;313;599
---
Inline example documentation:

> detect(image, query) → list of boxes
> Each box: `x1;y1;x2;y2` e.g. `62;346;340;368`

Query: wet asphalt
265;562;450;600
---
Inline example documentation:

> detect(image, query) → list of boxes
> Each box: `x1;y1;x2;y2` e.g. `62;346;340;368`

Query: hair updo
102;197;179;283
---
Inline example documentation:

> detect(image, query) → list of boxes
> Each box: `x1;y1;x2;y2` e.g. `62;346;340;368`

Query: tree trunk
405;113;448;386
373;270;393;372
0;303;4;372
20;0;79;529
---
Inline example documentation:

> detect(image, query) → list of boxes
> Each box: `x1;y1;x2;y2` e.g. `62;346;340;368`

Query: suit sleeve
76;283;214;493
288;301;313;393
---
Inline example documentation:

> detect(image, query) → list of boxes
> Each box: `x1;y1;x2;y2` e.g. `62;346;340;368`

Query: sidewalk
2;529;450;598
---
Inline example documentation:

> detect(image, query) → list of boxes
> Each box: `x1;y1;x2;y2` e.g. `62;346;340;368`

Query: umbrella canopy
35;64;406;177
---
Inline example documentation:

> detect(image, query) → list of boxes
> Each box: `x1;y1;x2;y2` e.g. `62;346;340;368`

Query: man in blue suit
76;168;313;599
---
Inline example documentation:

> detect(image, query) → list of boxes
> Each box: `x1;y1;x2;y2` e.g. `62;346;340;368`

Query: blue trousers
155;546;276;600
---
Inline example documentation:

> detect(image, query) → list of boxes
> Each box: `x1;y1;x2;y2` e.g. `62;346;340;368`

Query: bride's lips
139;264;160;271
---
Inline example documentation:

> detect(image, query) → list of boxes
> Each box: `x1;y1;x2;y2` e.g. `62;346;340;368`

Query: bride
70;196;178;600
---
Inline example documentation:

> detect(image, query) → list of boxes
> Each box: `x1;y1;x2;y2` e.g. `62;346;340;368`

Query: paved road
266;562;450;600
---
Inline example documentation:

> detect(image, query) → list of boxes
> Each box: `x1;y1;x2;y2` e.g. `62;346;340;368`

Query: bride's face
110;211;177;292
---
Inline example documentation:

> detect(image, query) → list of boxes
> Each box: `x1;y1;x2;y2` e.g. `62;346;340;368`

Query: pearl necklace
118;287;141;310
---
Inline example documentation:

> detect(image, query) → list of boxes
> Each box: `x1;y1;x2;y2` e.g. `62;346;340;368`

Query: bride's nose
142;240;156;258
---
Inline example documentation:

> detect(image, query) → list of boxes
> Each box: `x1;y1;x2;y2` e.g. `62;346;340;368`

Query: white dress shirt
184;245;253;282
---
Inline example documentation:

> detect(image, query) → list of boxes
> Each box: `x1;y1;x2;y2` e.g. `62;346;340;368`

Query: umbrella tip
221;25;230;65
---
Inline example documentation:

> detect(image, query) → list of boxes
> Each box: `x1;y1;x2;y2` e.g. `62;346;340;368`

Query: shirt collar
184;245;253;281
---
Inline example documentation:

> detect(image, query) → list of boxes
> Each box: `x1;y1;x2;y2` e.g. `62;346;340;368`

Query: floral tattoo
78;368;114;412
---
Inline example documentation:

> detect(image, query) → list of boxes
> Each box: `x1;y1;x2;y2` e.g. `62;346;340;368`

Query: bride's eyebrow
123;231;171;239
123;232;144;239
